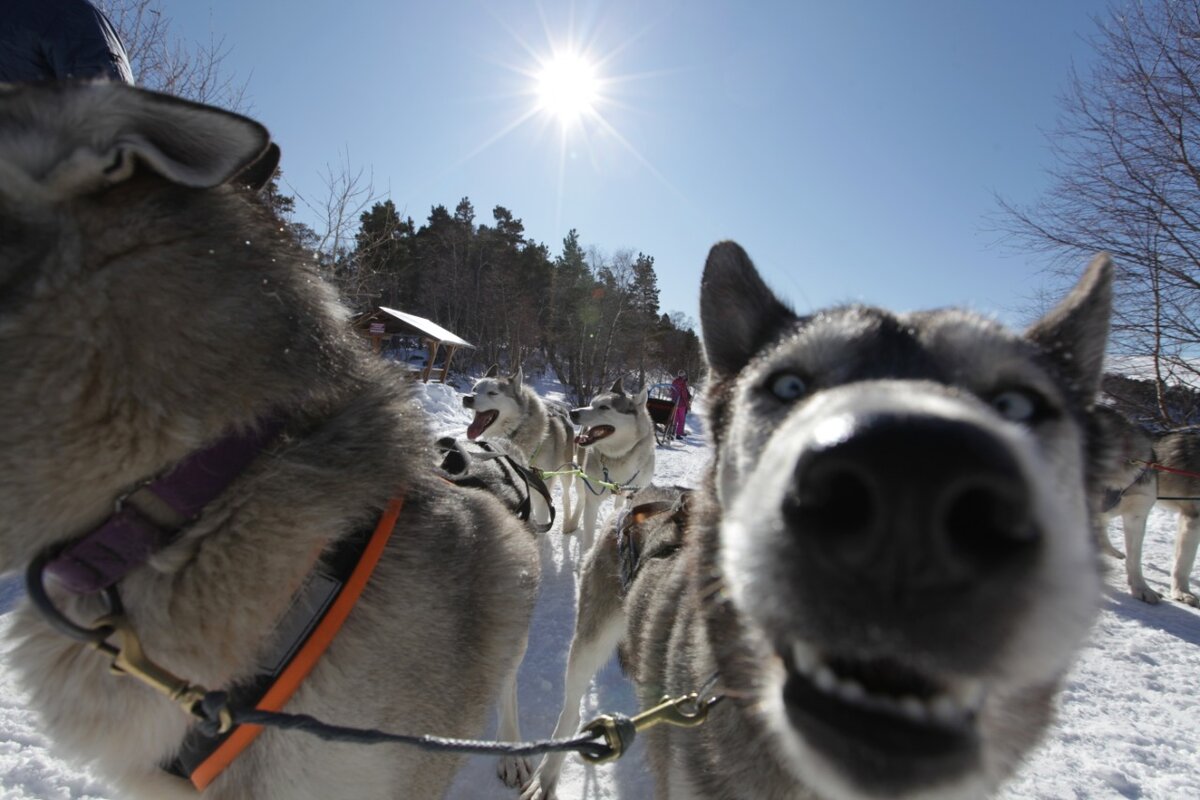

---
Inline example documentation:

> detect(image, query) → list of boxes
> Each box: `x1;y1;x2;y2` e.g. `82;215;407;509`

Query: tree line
291;194;703;403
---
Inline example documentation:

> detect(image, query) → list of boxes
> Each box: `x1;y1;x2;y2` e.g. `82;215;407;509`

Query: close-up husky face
463;365;525;440
699;242;1111;799
570;380;649;449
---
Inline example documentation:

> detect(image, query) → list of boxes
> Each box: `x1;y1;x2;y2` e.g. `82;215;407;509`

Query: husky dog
524;241;1111;800
436;436;554;532
464;365;576;529
520;485;692;800
0;83;540;799
1088;405;1154;560
564;379;657;556
1092;407;1200;605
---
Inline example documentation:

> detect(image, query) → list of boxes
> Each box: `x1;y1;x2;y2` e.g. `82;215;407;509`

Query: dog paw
1171;589;1199;607
498;755;533;788
1130;583;1161;604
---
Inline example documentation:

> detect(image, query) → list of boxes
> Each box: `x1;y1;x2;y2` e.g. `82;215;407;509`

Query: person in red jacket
670;370;691;438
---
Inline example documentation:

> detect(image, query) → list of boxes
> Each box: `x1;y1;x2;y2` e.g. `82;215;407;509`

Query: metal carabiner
580;692;718;764
91;613;231;733
25;549;230;734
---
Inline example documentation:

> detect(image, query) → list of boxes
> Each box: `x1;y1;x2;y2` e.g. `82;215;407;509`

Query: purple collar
45;418;285;594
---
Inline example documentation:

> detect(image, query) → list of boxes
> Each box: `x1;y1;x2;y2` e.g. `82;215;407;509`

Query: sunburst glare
535;50;599;126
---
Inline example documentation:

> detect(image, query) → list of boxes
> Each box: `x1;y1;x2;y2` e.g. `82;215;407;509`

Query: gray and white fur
1092;406;1200;605
564;379;657;557
464;365;576;530
0;82;539;799
526;241;1111;800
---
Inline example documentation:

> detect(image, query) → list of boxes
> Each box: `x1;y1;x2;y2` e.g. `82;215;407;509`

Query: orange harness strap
188;497;405;791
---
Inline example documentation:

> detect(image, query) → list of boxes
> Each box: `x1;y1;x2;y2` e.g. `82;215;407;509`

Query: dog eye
769;372;807;402
990;389;1046;423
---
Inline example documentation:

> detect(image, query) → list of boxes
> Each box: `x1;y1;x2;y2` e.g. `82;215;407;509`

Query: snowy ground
2;378;1199;799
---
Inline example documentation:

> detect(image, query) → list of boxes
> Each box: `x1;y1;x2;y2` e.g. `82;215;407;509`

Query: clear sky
169;0;1109;327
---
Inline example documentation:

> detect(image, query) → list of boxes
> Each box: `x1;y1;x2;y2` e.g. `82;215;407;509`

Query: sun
535;51;599;126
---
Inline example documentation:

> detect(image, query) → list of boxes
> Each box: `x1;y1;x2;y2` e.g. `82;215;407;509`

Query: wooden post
439;344;458;383
421;338;439;383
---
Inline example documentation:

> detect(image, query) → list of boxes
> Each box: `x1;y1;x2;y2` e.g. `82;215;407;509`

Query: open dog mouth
575;425;614;447
467;410;498;440
781;640;984;761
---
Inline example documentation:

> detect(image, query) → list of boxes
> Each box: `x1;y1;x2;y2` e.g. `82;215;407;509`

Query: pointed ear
33;84;272;198
234;142;281;192
485;364;499;378
512;366;524;386
635;384;648;405
700;241;798;377
610;378;625;395
1025;253;1113;403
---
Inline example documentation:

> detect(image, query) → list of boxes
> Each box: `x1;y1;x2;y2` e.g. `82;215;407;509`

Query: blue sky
170;0;1108;327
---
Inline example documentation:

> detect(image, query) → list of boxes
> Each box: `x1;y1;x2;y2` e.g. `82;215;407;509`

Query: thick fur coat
0;82;539;799
526;241;1111;800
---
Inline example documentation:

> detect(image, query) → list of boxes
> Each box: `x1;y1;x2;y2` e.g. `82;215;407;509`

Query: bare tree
995;0;1200;423
96;0;248;110
286;150;383;307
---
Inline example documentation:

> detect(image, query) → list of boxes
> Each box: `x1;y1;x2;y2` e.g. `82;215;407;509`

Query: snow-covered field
2;378;1199;799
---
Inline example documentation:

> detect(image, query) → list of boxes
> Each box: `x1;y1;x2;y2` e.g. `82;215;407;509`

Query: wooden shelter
352;307;474;383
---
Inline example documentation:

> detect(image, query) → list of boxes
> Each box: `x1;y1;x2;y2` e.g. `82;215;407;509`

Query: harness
1108;459;1200;506
436;439;556;532
25;418;406;791
24;432;720;780
44;418;285;593
615;492;691;594
169;498;403;789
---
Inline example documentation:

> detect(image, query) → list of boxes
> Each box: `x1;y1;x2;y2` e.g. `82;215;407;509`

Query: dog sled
646;383;682;444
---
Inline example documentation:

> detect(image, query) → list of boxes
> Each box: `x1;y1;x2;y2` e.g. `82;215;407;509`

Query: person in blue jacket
0;0;134;83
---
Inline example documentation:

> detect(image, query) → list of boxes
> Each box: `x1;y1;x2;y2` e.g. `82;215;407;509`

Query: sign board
369;322;386;335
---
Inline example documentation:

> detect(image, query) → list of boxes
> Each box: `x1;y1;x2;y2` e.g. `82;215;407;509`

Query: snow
2;375;1199;799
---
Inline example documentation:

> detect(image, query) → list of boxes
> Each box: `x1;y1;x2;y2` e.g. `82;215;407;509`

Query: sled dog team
0;81;1189;800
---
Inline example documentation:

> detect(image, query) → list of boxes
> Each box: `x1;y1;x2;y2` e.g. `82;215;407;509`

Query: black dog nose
462;395;474;409
783;414;1037;584
569;409;581;424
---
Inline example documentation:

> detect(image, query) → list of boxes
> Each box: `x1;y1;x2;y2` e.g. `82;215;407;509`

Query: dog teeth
947;679;987;713
790;641;820;674
835;679;865;703
898;696;928;723
787;641;983;727
929;694;963;725
813;666;837;693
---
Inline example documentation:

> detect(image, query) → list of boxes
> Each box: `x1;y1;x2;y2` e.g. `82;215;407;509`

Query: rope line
195;692;610;760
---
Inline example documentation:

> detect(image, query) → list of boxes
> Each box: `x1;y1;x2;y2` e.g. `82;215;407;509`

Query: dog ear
610;377;625;395
1025;253;1113;403
512;366;524;386
486;364;499;378
233;142;281;192
700;241;797;377
634;383;649;405
37;83;272;198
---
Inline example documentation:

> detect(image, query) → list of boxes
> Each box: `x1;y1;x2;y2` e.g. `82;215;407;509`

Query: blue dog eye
991;389;1038;422
770;373;807;401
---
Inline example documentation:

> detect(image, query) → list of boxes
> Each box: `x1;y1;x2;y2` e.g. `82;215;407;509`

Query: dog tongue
467;412;491;440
